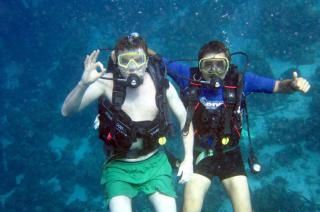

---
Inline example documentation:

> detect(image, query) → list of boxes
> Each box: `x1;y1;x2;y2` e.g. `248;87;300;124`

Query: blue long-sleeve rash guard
163;58;276;106
163;58;275;95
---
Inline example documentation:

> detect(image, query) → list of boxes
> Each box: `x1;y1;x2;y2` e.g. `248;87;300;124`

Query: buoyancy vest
98;55;171;159
182;65;244;154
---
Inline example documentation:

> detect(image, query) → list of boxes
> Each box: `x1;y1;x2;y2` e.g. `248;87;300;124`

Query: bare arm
61;50;107;116
61;79;108;116
166;82;194;184
273;71;310;93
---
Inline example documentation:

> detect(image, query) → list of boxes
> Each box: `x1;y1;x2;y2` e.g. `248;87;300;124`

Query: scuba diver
61;33;194;212
159;40;310;212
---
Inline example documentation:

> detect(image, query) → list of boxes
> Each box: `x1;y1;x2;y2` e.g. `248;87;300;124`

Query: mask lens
133;54;146;65
118;52;146;68
214;60;227;74
199;57;229;76
200;60;214;72
118;56;129;66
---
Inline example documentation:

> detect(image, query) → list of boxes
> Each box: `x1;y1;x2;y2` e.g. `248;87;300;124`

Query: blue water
1;0;320;211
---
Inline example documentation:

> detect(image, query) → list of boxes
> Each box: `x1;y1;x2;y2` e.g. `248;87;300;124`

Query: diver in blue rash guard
160;40;310;212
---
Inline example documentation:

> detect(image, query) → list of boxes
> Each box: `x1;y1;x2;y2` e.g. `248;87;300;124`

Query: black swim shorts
195;147;246;180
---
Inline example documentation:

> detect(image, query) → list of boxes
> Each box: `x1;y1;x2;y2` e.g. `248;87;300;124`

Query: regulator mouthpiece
127;74;142;88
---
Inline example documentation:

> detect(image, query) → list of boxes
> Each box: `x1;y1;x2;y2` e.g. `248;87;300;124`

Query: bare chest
122;79;158;121
105;74;158;122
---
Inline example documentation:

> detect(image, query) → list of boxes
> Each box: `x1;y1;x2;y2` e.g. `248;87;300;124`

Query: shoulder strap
181;67;202;135
112;72;126;111
103;56;127;111
190;67;201;81
223;67;244;136
148;55;171;133
182;86;199;135
148;54;169;89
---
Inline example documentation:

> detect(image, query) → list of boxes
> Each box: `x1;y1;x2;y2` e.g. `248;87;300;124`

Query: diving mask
199;56;230;78
117;52;147;69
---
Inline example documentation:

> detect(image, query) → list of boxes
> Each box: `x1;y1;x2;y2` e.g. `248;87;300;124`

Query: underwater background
1;0;320;211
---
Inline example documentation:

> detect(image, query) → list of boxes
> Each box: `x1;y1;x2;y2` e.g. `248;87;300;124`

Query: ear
111;50;116;63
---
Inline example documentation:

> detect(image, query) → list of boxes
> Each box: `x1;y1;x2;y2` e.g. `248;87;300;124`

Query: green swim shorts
100;151;177;202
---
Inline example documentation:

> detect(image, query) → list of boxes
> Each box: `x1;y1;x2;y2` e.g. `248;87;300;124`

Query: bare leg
148;191;177;212
183;173;211;212
222;175;253;212
109;195;132;212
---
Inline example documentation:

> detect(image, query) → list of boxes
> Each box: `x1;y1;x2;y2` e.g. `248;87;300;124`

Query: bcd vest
182;65;244;153
98;55;170;159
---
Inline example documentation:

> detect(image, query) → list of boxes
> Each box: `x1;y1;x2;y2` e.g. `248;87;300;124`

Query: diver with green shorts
61;33;194;212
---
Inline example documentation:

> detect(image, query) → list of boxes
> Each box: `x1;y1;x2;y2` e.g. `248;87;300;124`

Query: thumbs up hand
290;71;310;93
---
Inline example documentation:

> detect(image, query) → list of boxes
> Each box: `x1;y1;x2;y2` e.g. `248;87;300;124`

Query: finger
95;61;104;69
302;82;310;93
295;79;302;87
89;50;96;63
87;52;93;64
84;55;89;66
179;174;191;184
177;166;183;177
178;173;186;184
100;66;107;75
292;71;298;80
178;177;185;184
96;62;106;75
93;49;100;62
301;80;309;88
305;84;311;93
298;84;305;93
298;80;308;91
92;50;97;62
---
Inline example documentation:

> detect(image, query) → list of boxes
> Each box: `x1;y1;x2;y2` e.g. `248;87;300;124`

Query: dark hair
114;34;148;59
198;40;230;61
